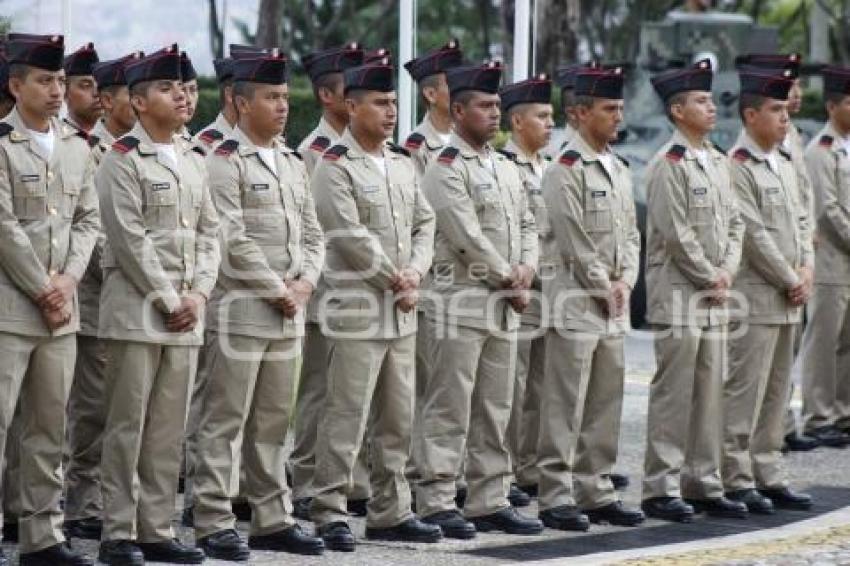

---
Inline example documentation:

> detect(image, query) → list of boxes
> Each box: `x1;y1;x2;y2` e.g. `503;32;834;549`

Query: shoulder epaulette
437;146;459;165
712;142;727;156
112;136;140;154
819;135;834;148
87;134;101;148
291;150;303;161
0;123;11;138
199;128;224;144
323;144;348;161
616;154;629;167
666;144;686;162
497;148;517;161
732;147;752;163
404;132;425;150
192;145;207;156
214;139;239;156
309;135;331;153
559;150;581;167
388;142;410;157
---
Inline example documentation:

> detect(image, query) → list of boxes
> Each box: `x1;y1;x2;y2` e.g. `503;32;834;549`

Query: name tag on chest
692;187;707;196
151;182;171;191
591;190;607;198
360;185;380;194
20;174;40;183
251;183;270;191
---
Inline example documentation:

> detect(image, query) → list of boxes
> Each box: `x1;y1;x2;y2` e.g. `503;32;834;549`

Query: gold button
49;269;57;276
49;207;57;216
47;171;54;181
181;218;190;228
182;282;190;291
393;212;400;219
51;238;58;246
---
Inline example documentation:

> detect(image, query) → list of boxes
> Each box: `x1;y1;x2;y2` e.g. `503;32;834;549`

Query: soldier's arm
420;159;512;289
517;185;539;271
720;186;745;277
62;153;101;282
731;161;800;289
647;157;718;288
806;148;850;252
796;167;815;269
207;154;284;294
298;177;325;287
408;180;436;277
191;165;220;299
95;153;182;313
621;189;641;289
312;159;398;291
541;162;611;293
0;148;51;298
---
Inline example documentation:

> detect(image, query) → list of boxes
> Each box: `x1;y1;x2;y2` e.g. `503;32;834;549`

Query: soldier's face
578;98;624;143
455;92;501;144
10;67;65;119
672;91;716;134
424;73;451;115
66;75;103;123
512;103;554;151
101;86;135;132
182;79;199;123
132;79;188;130
787;80;803;115
349;90;397;139
828;94;850;133
239;83;290;138
746;98;789;146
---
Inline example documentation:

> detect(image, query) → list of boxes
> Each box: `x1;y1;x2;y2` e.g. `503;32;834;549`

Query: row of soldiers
1;30;850;566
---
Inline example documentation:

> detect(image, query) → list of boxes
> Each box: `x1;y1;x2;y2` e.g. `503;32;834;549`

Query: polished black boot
584;501;645;526
197;529;250;561
641;497;694;523
366;517;442;543
539;505;590;531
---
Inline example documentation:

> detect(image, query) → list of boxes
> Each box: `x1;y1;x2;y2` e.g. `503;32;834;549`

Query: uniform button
181;218;190;228
398;243;404;251
51;238;58;246
393;212;400;219
48;269;57;276
615;219;621;227
49;207;57;216
47;171;54;181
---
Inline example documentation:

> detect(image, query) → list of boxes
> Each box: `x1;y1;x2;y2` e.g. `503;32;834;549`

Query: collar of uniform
213;112;236;137
336;128;400;161
62;116;86;135
736;129;772;162
126;122;166;156
317;114;344;141
418;112;450;149
176;126;192;143
448;132;495;165
669;128;715;161
570;131;609;164
2;106;64;143
233;126;284;157
90;118;117;146
821;121;848;151
503;138;539;166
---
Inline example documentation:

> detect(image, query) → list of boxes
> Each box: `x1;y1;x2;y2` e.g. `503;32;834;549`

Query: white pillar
398;0;416;141
810;0;829;90
512;0;531;82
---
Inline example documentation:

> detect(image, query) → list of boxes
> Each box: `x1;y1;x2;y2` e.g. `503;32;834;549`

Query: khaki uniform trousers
291;322;371;502
642;325;726;500
0;332;75;552
507;325;546;489
193;333;299;537
722;323;795;490
414;319;515;519
537;330;624;511
405;317;431;482
802;285;850;432
100;340;197;542
64;335;107;521
311;335;415;529
2;403;22;528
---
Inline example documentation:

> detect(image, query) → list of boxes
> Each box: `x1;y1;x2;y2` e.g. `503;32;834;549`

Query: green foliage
800;87;828;121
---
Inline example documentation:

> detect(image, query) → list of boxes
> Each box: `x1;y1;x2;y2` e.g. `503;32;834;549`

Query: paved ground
4;330;850;565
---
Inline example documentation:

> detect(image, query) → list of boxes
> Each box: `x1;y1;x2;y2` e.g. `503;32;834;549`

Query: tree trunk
536;0;580;74
207;0;224;59
256;0;283;48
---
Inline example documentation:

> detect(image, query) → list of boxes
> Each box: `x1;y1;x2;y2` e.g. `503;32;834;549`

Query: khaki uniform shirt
421;133;538;332
645;130;744;327
0;107;100;336
729;131;814;325
297;116;343;176
805;123;850;285
95;122;220;345
193;112;236;152
500;138;551;327
540;132;640;335
205;127;324;339
403;113;451;179
311;129;435;340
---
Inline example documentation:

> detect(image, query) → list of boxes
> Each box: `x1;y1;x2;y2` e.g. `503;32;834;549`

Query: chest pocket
528;187;549;235
289;181;307;215
144;183;178;229
761;185;787;228
473;183;503;229
355;185;389;230
61;179;81;219
12;174;48;220
838;160;850;205
395;182;417;227
688;186;713;226
584;188;612;232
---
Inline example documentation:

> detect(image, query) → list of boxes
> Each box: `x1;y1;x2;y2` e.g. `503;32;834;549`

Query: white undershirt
27;126;55;160
765;151;780;174
153;142;178;169
256;146;278;175
597;152;614;177
692;148;709;170
366;153;387;177
437;132;451;145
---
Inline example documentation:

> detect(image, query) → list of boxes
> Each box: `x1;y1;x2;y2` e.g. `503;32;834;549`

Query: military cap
500;74;552;111
93;51;143;89
124;44;181;87
5;33;65;72
822;66;850;95
651;58;713;101
446;61;502;96
180;51;197;81
554;61;599;91
63;42;98;76
302;42;364;82
735;53;801;73
213;58;234;83
404;38;463;82
739;67;794;100
232;50;288;84
365;48;392;65
574;67;625;99
343;59;394;94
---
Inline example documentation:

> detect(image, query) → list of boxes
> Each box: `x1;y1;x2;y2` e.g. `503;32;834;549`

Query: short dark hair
129;80;154;98
561;89;576;114
312;72;342;101
345;88;370;102
825;91;850;107
98;84;124;98
8;63;32;82
664;91;689;123
573;94;596;110
449;89;477;118
418;73;442;108
218;78;233;107
232;80;257;101
738;92;767;121
504;102;532;130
